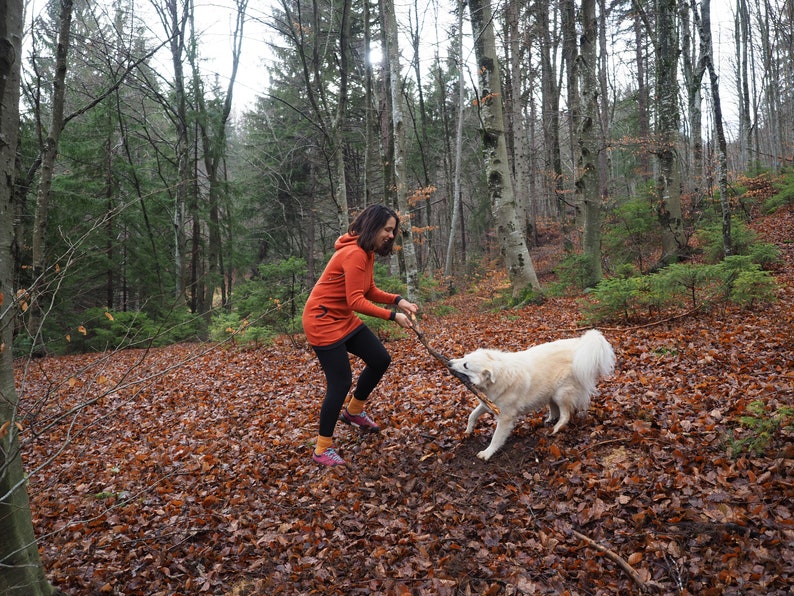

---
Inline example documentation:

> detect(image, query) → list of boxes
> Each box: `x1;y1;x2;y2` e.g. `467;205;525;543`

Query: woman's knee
371;349;391;373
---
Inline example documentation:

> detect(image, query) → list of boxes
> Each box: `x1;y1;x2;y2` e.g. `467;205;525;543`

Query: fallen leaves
16;205;794;594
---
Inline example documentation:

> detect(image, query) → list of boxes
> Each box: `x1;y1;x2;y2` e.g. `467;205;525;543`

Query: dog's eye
463;363;469;369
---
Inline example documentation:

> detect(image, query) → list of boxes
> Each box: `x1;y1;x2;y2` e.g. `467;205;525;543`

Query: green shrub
726;400;794;458
555;253;594;292
729;268;778;306
714;256;780;305
208;310;275;346
65;308;159;353
232;257;309;336
763;170;794;213
152;306;207;345
580;276;645;324
602;196;661;274
509;284;545;308
657;262;720;309
373;262;406;295
696;218;759;263
747;242;781;268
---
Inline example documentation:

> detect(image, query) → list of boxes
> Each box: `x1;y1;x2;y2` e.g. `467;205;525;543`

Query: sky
185;0;740;124
22;0;739;124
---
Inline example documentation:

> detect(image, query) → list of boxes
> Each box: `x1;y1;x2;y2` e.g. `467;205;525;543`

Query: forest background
1;0;793;594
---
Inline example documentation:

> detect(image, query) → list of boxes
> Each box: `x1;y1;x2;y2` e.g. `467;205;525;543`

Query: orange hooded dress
302;233;400;348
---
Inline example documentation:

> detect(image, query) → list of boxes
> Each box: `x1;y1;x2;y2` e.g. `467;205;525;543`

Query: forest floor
21;204;794;595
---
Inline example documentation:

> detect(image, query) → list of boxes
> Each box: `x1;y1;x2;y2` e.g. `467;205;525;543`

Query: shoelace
323;448;344;463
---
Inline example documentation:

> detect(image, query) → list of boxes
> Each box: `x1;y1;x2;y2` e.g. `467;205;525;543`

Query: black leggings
314;325;391;437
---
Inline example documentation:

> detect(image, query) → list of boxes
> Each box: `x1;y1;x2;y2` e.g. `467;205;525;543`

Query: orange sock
315;435;333;455
346;397;367;416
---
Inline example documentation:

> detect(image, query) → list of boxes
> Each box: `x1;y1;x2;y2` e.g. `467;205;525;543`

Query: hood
334;233;360;251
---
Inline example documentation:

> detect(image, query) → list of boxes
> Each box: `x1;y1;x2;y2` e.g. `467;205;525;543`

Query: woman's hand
397;298;419;316
394;312;414;329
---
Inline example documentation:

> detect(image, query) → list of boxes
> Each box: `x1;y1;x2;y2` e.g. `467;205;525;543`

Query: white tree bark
469;0;540;297
382;0;420;300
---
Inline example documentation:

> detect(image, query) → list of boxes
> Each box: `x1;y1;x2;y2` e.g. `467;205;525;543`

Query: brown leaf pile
20;206;793;595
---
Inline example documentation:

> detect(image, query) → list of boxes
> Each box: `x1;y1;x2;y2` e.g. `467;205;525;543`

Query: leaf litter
19;205;794;595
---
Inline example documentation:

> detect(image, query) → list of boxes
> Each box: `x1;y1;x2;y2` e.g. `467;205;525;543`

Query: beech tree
653;0;686;262
382;0;420;299
693;0;732;255
469;0;540;297
577;0;603;286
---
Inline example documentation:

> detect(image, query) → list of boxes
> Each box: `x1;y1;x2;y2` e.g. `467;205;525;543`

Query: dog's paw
464;426;475;435
476;449;494;461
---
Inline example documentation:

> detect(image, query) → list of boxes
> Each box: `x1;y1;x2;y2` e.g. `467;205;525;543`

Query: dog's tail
572;329;616;396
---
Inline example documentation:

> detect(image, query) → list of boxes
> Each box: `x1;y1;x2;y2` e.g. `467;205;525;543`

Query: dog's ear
482;367;494;383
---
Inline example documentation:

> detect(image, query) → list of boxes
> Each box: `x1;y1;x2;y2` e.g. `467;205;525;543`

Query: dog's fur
448;329;615;461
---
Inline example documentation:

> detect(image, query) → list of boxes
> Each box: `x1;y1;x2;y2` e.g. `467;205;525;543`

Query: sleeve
342;251;397;320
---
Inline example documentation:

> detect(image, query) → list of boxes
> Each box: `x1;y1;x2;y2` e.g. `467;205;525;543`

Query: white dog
448;329;615;461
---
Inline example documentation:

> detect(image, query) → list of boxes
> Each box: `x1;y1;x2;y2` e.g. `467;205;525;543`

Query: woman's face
376;217;398;252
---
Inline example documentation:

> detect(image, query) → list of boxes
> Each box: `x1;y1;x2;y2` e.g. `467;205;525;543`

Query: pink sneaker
312;447;346;467
340;408;381;433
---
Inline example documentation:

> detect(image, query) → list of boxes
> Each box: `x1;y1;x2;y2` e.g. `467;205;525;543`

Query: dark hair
349;204;400;256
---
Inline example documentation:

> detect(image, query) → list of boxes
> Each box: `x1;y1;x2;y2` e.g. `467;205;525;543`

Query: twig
409;316;500;416
571;529;664;593
577;438;625;454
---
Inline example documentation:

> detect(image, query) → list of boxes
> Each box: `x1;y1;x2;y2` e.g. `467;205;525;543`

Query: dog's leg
545;401;560;424
551;405;571;434
466;403;489;434
478;415;516;461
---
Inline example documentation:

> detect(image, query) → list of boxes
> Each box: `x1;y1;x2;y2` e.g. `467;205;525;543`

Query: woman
302;205;419;467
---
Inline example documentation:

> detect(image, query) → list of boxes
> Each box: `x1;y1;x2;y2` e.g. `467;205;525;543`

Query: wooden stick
408;315;501;416
571;529;664;593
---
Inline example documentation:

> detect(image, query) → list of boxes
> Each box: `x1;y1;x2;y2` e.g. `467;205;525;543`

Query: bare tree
577;0;603;285
537;0;564;218
693;0;732;255
444;0;468;278
506;0;533;242
29;0;74;353
332;0;351;235
635;0;686;263
382;0;420;300
1;0;59;591
469;0;540;297
150;0;190;304
275;0;350;234
735;0;753;170
680;0;707;207
192;0;248;315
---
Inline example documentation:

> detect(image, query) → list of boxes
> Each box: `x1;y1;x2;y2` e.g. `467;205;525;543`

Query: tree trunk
680;1;706;211
469;0;540;297
444;0;467;277
562;0;579;222
507;0;533;243
654;0;686;264
537;0;563;218
151;0;191;304
736;0;753;171
597;0;610;203
29;0;73;352
363;0;374;204
382;0;420;300
194;0;247;315
332;0;350;233
577;0;603;286
634;9;651;182
695;0;732;256
1;1;58;592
